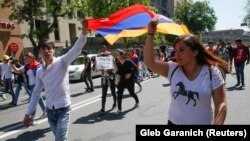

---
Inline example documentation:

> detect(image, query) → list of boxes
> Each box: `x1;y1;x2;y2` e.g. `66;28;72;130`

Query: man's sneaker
115;110;122;115
85;88;90;92
242;84;245;87
88;88;94;92
37;112;47;120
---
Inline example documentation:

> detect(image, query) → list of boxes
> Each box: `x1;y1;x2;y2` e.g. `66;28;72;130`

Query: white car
68;54;101;81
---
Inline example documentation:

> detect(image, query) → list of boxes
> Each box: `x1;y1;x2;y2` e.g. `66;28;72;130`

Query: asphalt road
0;65;250;141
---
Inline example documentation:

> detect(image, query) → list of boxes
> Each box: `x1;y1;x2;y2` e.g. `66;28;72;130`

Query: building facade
202;29;250;45
151;0;184;18
0;2;23;60
0;0;83;60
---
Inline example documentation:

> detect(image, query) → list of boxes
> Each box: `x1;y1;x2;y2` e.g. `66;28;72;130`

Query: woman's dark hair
160;45;166;52
82;50;88;55
116;49;126;59
173;34;229;70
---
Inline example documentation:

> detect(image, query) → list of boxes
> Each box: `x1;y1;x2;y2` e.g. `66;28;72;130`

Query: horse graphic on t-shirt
173;82;199;106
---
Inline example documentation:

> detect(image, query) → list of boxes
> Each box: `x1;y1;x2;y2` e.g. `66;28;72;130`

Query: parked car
68;54;101;81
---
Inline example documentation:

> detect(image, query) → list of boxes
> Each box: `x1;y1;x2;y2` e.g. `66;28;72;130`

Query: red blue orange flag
87;4;190;45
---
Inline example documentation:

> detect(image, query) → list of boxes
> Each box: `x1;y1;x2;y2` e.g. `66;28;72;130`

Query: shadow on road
162;83;170;87
73;106;138;124
226;85;245;91
70;85;102;98
0;102;27;110
5;127;51;141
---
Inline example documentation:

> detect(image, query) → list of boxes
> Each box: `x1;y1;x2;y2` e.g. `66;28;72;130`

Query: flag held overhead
87;4;190;45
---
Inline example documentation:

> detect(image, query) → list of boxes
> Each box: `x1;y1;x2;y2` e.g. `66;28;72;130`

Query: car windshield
71;57;83;65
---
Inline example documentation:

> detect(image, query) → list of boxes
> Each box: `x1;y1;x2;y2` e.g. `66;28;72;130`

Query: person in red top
170;49;176;62
233;39;250;87
206;40;217;56
127;48;142;92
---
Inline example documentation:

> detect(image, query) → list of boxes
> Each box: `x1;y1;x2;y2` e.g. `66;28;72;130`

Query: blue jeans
47;106;71;141
4;78;15;103
140;61;150;78
234;61;245;85
13;82;30;105
28;85;46;118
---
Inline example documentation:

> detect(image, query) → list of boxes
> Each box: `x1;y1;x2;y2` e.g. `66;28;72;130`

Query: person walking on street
115;49;139;115
98;46;117;114
138;45;151;80
144;19;228;125
11;53;47;120
82;50;94;92
226;42;234;72
11;59;30;106
232;38;250;87
23;19;88;141
127;48;142;92
0;55;15;105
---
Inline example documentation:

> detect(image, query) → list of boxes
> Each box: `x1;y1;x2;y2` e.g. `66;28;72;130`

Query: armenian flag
87;4;190;45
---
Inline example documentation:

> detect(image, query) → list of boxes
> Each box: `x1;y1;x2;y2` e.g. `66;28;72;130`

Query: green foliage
175;1;217;35
1;0;78;57
1;0;153;57
76;0;153;18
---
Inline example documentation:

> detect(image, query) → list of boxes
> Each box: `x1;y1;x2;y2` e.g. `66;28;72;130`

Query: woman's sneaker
98;109;105;115
115;110;122;115
134;102;139;108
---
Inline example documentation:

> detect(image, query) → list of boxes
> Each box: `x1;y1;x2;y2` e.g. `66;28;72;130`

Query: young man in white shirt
23;19;88;141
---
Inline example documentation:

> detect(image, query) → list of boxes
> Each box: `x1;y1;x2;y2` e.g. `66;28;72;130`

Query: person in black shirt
82;50;94;92
12;59;30;105
114;49;139;115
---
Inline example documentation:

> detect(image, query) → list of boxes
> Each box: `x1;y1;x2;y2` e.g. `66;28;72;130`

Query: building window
77;11;84;19
69;23;76;42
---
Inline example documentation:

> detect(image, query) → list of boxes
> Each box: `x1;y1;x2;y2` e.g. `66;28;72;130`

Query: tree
1;0;78;58
175;1;217;35
243;0;250;29
76;0;153;18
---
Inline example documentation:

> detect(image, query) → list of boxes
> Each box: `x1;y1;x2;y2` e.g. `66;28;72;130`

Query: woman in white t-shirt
144;19;228;125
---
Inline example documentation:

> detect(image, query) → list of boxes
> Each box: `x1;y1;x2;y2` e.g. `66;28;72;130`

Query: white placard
96;56;113;70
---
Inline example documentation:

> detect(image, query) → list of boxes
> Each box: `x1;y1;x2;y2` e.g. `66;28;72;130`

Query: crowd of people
0;18;250;140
